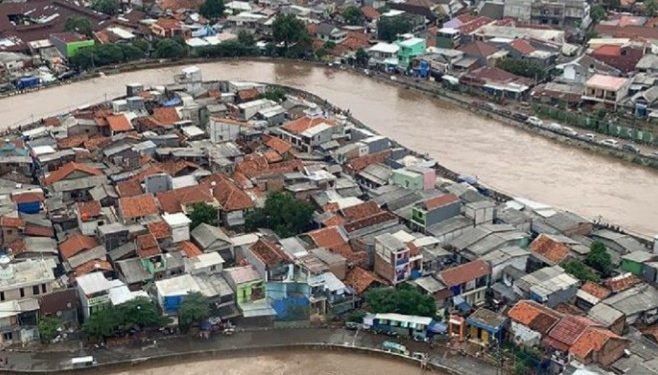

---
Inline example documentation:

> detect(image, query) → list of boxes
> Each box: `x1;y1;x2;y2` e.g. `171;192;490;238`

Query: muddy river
1;61;656;236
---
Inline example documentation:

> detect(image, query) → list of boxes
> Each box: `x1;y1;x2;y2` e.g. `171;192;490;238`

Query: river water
1;61;656;236
100;351;429;375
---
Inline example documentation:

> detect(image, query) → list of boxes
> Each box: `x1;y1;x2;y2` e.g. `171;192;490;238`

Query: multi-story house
504;0;590;29
373;233;419;285
437;259;491;307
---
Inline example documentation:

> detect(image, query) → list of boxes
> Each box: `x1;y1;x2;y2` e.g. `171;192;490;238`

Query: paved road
0;328;497;375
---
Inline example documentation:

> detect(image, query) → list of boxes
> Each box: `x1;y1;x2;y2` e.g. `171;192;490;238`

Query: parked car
512;112;528;122
622;143;641;153
382;341;409;356
600;139;619;147
526;116;543;126
411;352;428;360
547;122;563;131
560;126;578;136
585;133;596;140
345;321;361;330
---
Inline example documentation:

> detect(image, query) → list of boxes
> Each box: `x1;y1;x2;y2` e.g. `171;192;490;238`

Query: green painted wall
391;168;423;190
66;39;95;58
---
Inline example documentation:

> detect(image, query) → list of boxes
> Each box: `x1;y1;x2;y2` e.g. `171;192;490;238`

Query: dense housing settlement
0;66;655;374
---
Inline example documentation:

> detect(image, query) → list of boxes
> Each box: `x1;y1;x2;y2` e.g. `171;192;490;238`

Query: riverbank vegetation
365;284;436;317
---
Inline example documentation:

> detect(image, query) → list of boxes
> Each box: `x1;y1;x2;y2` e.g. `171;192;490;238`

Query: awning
453;295;471;313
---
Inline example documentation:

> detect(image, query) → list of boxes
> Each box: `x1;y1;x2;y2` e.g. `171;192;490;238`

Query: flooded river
1;61;656;236
100;351;430;375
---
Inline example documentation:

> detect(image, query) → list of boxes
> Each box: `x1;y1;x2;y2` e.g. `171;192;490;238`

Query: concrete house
391;166;436;191
582;74;631;108
191;223;233;262
437;259;491;308
0;257;56;303
410;193;461;231
373;233;415;286
507;300;563;347
316;23;347;44
514;265;580;308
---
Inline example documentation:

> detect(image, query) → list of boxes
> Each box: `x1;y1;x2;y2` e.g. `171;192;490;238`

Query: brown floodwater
1;61;656;236
99;351;431;375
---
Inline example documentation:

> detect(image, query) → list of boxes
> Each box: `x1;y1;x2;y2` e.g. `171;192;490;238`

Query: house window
0;292;4;301
19;288;24;298
3;332;12;341
6;230;12;235
32;285;40;295
41;284;47;293
210;265;217;272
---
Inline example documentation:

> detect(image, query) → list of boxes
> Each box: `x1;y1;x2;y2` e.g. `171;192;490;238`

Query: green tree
273;14;309;49
562;259;600;282
95;43;125;65
377;15;413;42
120;297;171;329
178;292;210;331
120;43;146;61
365;284;436;316
646;0;657;16
590;5;606;23
83;308;123;339
323;41;336;49
154;39;187;59
64;16;93;37
70;47;95;70
237;30;256;46
200;0;225;20
245;192;314;237
132;39;151;53
355;48;369;66
585;241;612;276
346;309;367;322
38;316;63;343
189;202;218;229
91;0;120;15
343;5;365;25
316;47;329;60
585;30;599;41
496;58;545;80
258;87;287;102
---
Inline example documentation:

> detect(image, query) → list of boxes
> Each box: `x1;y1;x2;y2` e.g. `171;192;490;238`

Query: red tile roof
265;136;293;154
158;0;204;10
510;39;536;55
346;150;391;173
341;201;381;221
529;234;571;264
77;200;102;221
8;238;25;255
263;150;283;163
507;300;563;335
59;233;99;260
458;16;493;33
439;260;490;287
604;273;642;293
106;114;133;132
0;216;24;229
249;239;290;267
458;40;498;59
24;225;54;237
569;326;624;361
281;116;332;135
580;281;611;300
57;134;89;149
345;266;387;294
203;174;254;212
119;193;160;220
422;193;459;210
238;88;260;102
180;240;203;257
147;221;171;240
235;154;303;179
43;162;103;185
343;211;397;233
136;233;161;258
152;107;180;125
161;160;199;177
361;5;381;20
544;316;598;352
116;179;143;197
11;191;45;204
593;44;621;57
156;185;215;214
74;259;113;277
308;226;347;249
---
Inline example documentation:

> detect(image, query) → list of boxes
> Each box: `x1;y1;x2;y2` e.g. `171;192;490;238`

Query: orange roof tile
281;116;332;135
308;226;347;249
422;194;459;210
74;260;113;277
343;211;397;233
24;225;54;237
345;266;386;294
439;260;490;287
43;161;103;185
8;238;25;255
106;114;133;132
83;136;111;151
323;214;346;227
238;88;260;102
148;221;171;240
57;134;89;149
265;136;293;154
157;185;215;213
346;150;391;173
116;179;143;197
180;240;203;257
507;300;563;335
77;200;102;221
11;192;45;204
152;107;180;125
59;233;99;260
530;234;571;264
204;174;254;212
249;239;290;267
580;281;611;300
544;316;598;352
119;193;160;220
161;160;199;177
0;216;24;229
136;233;161;258
235;154;303;179
263;150;283;163
361;5;381;20
604;273;642;293
510;39;536;55
341;201;381;221
569;326;624;360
